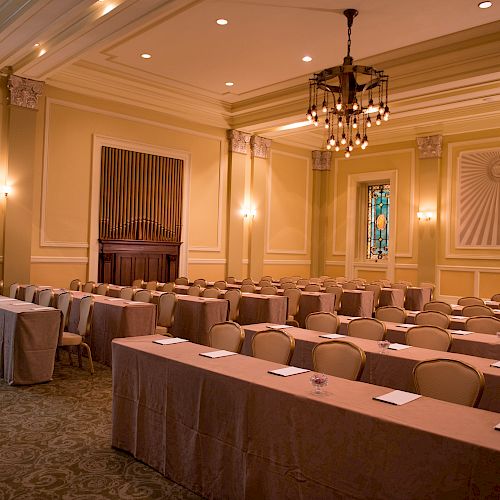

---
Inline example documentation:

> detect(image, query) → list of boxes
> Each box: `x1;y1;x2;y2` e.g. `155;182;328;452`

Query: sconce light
417;211;433;221
241;206;256;219
1;185;11;197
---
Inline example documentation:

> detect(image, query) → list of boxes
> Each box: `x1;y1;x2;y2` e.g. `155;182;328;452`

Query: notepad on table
33;307;54;311
319;333;346;339
388;343;411;350
268;366;310;377
397;324;415;329
373;390;421;406
451;315;466;320
153;337;188;345
267;324;292;329
490;361;500;368
199;350;237;358
450;330;472;335
495;423;500;431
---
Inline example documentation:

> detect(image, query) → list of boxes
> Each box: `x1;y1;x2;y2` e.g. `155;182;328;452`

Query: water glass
378;340;390;354
310;373;328;395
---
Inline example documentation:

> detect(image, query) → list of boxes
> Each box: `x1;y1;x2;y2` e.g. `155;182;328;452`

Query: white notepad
33;307;54;311
397;324;416;329
152;337;188;345
484;300;496;306
268;366;310;377
493;309;500;314
267;324;292;329
374;390;422;406
319;333;346;339
450;330;472;335
199;350;237;358
451;315;466;320
406;311;419;316
343;316;361;321
388;343;411;350
0;297;14;301
490;361;500;368
495;423;500;431
106;298;122;302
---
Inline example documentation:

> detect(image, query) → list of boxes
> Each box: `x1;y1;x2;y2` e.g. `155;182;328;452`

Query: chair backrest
193;278;206;287
157;292;177;328
414;310;450;329
225;289;241;322
133;289;152;303
77;295;94;338
36;288;54;307
96;283;109;296
342;281;358;290
391;283;408;296
323;279;338;288
297;279;310;286
305;312;338;334
55;292;73;330
69;279;81;291
324;285;343;310
203;288;221;298
161;282;175;292
214;280;227;290
241;278;254;285
413;359;485;407
491;293;500;302
225;276;236;284
465;316;500;335
405;325;452;351
304;283;321;292
279;277;294;284
208;321;245;353
0;279;3;296
9;283;19;299
132;279;144;288
423;301;453;315
281;282;297;290
258;280;273;288
187;285;201;297
175;276;189;285
82;281;95;293
119;287;135;300
375;306;406;323
312;340;366;381
457;296;484;306
24;285;37;303
284;288;302;318
251;329;295;365
145;281;158;291
462;304;494;317
261;275;273;282
240;283;256;293
364;284;381;309
420;282;435;300
348;318;386;341
260;285;278;295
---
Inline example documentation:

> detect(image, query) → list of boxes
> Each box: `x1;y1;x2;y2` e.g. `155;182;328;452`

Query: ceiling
1;0;500;148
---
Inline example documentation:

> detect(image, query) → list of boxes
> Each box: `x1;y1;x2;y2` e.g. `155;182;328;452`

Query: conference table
237;292;287;325
294;292;336;327
338;289;374;317
242;323;500;413
0;297;62;385
112;336;500;499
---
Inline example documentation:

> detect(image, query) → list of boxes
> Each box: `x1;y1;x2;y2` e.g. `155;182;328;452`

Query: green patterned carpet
0;361;201;500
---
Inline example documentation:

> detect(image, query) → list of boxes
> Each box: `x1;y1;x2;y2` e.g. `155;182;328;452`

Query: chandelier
306;9;390;158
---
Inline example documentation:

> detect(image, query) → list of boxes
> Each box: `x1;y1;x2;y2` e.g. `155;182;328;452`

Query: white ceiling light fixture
302;55;313;62
141;53;152;59
478;1;492;8
216;18;228;25
306;9;390;158
225;81;234;87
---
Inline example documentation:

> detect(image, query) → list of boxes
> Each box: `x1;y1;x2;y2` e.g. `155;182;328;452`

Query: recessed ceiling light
38;48;46;57
216;18;228;25
302;55;313;62
34;42;40;47
478;1;492;7
225;82;234;87
141;53;152;59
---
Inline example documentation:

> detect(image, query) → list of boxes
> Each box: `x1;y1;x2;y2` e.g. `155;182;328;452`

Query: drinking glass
310;373;328;395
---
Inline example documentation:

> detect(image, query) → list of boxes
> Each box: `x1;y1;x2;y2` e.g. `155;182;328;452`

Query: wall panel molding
31;256;89;263
188;258;227;264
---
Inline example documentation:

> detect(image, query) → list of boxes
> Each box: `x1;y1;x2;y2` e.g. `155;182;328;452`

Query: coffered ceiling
1;0;500;148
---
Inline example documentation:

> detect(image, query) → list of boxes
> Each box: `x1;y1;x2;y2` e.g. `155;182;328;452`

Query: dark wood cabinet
98;239;181;285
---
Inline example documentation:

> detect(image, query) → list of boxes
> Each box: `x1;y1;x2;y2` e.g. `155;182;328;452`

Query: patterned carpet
0;360;202;500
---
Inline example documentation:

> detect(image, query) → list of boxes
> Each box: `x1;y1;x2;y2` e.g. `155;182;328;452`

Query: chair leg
81;342;94;374
77;345;83;368
67;347;73;366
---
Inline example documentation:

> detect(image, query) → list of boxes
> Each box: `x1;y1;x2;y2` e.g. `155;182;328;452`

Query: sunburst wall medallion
457;148;500;247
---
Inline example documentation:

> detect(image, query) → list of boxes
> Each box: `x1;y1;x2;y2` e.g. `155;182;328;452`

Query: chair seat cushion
61;331;83;346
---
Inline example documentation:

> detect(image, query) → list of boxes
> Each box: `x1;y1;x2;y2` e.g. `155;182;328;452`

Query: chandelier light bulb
322;100;328;113
384;105;390;120
344;150;351;158
355;133;361;145
313;120;319;127
376;113;382;125
379;102;384;114
361;143;367;150
329;136;335;146
326;144;332;150
383;113;389;122
362;136;368;148
336;97;342;111
348;142;353;152
341;134;347;145
311;105;317;117
367;117;372;128
338;117;343;128
334;145;340;152
352;100;359;111
368;98;375;113
352;118;358;129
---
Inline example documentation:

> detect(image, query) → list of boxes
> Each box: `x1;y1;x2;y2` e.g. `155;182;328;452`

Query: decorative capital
227;130;251;154
250;136;272;159
7;75;44;110
416;135;443;159
312;150;332;171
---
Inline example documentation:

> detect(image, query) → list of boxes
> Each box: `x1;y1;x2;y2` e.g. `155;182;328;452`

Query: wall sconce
1;185;11;197
241;207;256;219
417;211;434;221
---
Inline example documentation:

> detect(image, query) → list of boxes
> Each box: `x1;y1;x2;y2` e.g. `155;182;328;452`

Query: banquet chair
423;301;453;315
405;325;452;352
457;296;484;306
251;329;295;365
312;340;366;380
59;295;94;374
391;283;408;297
305;312;338;334
465;316;500;335
55;292;73;343
155;292;176;336
82;281;96;293
324;279;338;288
23;285;37;303
491;293;500;302
258;280;273;288
348;318;386;341
261;275;273;282
225;289;241;322
335;276;347;283
365;284;382;311
69;279;81;291
342;281;358;290
420;282;436;300
202;288;221;298
161;282;175;292
133;289;152;303
0;279;3;295
208;321;245;353
297;279;310;286
132;279;144;288
95;283;109;296
325;285;343;311
284;288;301;325
175;276;189;285
9;283;20;299
414;310;450;329
281;282;297;290
193;278;207;287
214;280;227;290
36;288;54;307
187;285;201;297
119;287;134;300
225;276;236;284
260;285;278;295
242;278;254;285
279;277;294;284
241;283;256;293
304;284;321;292
461;305;494;317
145;281;158;291
413;359;484;407
375;306;406;323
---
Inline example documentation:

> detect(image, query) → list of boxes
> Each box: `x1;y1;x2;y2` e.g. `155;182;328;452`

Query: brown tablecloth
405;286;432;310
0;298;61;385
338;290;374;317
294;292;336;328
112;336;500;499
237;293;287;325
67;291;156;367
379;288;405;308
170;295;228;345
452;304;500;319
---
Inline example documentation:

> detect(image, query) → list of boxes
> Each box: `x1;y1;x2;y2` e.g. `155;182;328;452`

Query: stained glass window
367;184;390;260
